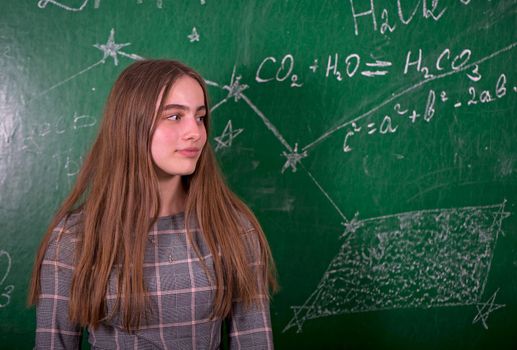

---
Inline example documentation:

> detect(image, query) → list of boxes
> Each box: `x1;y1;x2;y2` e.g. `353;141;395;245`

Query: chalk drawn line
208;73;345;222
206;67;294;153
32;28;143;101
34;60;104;99
210;97;230;112
302;164;348;223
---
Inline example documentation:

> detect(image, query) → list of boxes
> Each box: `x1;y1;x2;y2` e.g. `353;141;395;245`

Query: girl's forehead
156;76;205;110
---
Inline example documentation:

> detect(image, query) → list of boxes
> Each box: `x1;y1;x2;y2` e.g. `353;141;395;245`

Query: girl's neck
157;175;187;216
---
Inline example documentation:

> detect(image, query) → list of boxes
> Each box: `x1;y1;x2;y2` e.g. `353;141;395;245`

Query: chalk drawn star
214;120;244;151
472;289;505;330
223;66;249;102
341;212;363;238
288;305;308;333
94;28;143;66
188;27;200;42
281;143;308;173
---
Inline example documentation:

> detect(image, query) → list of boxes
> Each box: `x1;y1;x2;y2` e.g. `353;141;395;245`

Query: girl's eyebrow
163;104;207;112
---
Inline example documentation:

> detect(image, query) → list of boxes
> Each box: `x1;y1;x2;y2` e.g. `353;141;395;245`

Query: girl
29;60;277;349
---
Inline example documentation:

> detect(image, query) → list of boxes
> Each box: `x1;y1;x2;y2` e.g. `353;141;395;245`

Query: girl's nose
182;117;202;141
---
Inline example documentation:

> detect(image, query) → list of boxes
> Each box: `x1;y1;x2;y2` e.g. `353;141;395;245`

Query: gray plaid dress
36;212;273;349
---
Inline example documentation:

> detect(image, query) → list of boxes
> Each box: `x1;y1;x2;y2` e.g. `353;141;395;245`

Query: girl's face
151;76;207;179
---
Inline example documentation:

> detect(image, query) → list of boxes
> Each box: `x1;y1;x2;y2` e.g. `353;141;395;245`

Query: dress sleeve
35;218;82;350
226;228;274;350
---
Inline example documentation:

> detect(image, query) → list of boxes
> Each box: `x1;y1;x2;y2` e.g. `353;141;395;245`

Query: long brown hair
28;60;277;330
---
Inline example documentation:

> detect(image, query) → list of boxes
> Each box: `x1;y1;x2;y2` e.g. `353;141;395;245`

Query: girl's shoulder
44;212;83;264
236;211;255;233
234;210;263;258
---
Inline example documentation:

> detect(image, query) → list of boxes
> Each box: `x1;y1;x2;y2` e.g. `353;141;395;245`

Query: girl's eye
167;114;181;121
196;116;206;123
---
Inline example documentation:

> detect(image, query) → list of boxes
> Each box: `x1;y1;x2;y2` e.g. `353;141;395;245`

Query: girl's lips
177;148;200;157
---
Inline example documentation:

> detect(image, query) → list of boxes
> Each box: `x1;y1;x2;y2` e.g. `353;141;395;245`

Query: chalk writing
347;0;469;36
325;53;391;80
256;46;503;88
309;59;319;73
466;73;507;106
37;0;89;11
403;48;477;80
342;89;433;153
284;201;510;333
301;42;517;153
256;54;303;88
0;250;14;309
37;0;206;10
22;113;97;154
52;149;84;187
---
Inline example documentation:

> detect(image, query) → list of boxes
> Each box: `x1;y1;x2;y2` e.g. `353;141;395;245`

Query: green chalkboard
1;1;517;349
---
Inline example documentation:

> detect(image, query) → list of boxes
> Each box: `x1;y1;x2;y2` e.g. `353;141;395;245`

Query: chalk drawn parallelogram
284;201;510;333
